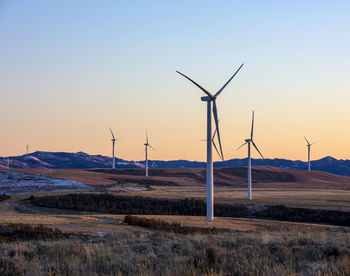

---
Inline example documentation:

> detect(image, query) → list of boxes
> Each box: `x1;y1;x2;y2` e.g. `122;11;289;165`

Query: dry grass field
8;166;350;210
1;166;350;232
1;166;350;275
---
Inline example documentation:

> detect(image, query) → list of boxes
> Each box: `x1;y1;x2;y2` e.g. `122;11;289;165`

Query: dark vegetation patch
0;224;69;242
30;193;350;227
124;215;220;235
0;194;10;202
109;177;179;186
91;166;299;184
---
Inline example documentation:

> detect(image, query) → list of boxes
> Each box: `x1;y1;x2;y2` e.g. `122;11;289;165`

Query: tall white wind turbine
144;130;155;177
177;64;244;221
237;111;264;200
304;137;316;171
109;128;118;169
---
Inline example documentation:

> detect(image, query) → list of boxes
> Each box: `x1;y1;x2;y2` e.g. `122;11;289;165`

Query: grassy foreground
1;225;350;275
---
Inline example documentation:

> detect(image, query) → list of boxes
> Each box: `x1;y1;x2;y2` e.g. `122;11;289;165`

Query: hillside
11;166;350;190
2;151;350;177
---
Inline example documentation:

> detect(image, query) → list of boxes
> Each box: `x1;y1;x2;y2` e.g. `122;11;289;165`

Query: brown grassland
1;166;350;275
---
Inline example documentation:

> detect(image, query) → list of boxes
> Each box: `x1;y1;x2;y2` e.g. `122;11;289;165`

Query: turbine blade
304;136;310;145
176;71;213;99
212;139;221;159
251;110;254;139
109;128;115;139
214;63;244;98
212;101;224;160
212;127;223;160
212;127;217;140
146;129;148;144
252;141;264;159
311;141;317;146
149;144;156;151
236;142;247;151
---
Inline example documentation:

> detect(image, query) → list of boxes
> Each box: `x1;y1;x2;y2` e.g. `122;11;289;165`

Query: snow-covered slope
0;169;92;194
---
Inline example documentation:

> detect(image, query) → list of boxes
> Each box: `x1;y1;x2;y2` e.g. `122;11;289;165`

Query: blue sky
1;1;350;161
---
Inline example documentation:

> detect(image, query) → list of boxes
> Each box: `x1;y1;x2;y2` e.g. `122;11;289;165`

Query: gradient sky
1;1;350;162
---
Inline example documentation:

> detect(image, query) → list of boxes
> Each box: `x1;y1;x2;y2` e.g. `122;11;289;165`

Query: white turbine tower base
202;97;214;219
304;137;316;172
109;128;117;169
144;130;155;177
237;111;264;201
177;63;243;221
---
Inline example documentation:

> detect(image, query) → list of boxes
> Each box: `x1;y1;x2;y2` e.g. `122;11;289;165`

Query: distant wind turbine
109;128;118;169
304;137;316;171
176;63;244;220
237;111;264;200
144;130;155;177
26;145;29;156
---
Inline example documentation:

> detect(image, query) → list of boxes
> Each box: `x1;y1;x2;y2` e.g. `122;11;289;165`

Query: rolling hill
1;151;350;177
10;165;350;190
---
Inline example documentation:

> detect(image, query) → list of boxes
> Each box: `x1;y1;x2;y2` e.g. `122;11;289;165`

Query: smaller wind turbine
237;111;264;200
144;130;155;177
109;128;119;169
26;145;29;156
304;137;316;171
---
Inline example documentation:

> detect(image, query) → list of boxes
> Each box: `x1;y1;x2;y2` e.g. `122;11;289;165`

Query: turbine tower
176;63;243;220
26;145;29;156
304;137;316;171
144;130;155;177
237;111;264;200
109;128;117;169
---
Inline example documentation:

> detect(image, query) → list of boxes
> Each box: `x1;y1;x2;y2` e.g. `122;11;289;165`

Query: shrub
124;215;219;235
0;223;67;242
0;194;10;202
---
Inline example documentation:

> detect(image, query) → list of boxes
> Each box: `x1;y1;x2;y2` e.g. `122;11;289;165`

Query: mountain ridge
1;151;350;177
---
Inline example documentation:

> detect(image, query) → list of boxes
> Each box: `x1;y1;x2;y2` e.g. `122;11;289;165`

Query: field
1;166;350;275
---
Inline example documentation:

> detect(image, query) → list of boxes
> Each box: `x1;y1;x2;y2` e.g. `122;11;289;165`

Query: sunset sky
1;1;350;162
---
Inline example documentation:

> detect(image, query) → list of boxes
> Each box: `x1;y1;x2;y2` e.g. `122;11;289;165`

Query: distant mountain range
1;151;350;177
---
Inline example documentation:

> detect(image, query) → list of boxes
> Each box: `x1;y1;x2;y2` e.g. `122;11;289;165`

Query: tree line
30;193;350;227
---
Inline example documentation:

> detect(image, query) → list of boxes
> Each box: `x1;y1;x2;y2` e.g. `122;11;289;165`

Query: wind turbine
109;128;118;169
26;145;29;156
144;130;155;177
176;63;244;221
304;137;316;171
237;111;264;200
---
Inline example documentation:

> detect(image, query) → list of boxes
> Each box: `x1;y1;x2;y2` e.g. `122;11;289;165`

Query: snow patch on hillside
0;169;93;194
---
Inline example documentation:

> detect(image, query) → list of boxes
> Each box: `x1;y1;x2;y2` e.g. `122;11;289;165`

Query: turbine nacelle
201;96;212;102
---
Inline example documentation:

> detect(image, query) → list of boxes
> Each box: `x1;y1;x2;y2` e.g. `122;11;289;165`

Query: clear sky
1;1;350;161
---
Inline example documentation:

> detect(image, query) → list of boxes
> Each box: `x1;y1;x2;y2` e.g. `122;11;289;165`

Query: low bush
124;215;219;235
0;194;10;202
0;223;67;242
